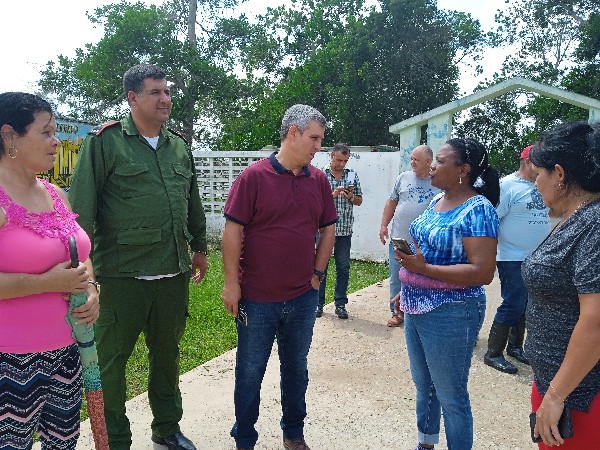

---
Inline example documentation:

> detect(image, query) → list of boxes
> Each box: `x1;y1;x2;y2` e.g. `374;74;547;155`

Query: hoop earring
8;145;17;159
459;176;462;185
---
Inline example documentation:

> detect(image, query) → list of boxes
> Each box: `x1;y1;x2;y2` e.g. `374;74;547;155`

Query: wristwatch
313;269;326;282
88;279;101;294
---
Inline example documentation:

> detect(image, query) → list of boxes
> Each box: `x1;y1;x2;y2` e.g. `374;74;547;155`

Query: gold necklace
554;194;600;231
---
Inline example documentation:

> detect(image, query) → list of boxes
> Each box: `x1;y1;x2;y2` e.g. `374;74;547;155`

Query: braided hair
446;138;500;206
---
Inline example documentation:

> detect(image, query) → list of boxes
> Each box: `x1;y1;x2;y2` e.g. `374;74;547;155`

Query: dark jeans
318;235;352;308
494;261;528;327
231;289;318;449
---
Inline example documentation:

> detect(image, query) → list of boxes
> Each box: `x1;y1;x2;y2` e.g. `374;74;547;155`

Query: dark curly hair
0;92;53;158
446;138;501;206
529;121;600;193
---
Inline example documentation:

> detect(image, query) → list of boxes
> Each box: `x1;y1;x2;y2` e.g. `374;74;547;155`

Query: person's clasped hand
71;283;100;327
332;186;348;198
394;241;427;274
50;260;89;294
534;392;566;446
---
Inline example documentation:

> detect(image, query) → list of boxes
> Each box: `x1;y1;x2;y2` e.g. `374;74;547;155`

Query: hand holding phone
391;237;414;255
345;184;355;193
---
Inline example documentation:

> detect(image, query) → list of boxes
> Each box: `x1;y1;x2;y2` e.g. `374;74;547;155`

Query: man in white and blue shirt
484;145;551;374
379;145;440;326
317;143;363;319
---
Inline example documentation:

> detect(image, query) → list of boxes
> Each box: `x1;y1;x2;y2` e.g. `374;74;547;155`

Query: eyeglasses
236;305;248;327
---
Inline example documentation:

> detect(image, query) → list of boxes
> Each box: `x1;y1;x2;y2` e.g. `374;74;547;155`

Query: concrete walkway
57;276;535;449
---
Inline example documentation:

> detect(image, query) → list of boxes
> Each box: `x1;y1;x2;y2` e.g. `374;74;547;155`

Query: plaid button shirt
323;166;363;236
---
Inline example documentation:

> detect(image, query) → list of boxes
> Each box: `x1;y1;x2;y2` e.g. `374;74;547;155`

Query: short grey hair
280;104;327;140
414;144;433;160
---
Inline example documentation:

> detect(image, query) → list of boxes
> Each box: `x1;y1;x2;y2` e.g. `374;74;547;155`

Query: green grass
81;251;388;418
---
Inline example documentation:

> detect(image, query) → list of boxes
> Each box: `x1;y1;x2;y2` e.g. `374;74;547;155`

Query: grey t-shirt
523;199;600;412
389;171;440;241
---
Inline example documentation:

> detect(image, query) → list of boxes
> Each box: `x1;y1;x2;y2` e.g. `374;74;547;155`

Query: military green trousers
95;272;191;450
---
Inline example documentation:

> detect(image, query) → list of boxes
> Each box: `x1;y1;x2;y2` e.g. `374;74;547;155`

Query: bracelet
88;279;101;294
549;382;565;403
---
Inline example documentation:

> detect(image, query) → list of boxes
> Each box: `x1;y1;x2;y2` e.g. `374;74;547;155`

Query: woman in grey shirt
523;121;600;448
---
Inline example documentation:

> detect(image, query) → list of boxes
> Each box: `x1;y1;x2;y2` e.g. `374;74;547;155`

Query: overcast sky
2;0;509;95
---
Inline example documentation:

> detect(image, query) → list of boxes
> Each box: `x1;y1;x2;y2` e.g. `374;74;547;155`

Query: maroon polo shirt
224;152;338;302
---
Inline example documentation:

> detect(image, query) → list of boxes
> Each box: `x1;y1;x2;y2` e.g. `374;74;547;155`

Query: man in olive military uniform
69;64;208;450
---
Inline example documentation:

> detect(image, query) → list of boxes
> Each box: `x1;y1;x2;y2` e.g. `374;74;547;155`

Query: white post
426;113;453;152
398;125;420;172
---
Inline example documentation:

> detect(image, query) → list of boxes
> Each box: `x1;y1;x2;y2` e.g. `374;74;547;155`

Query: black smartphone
391;237;413;255
236;305;248;327
529;407;573;443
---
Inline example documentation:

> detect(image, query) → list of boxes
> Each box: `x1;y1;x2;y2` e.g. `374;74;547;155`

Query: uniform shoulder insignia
168;127;189;145
90;121;120;136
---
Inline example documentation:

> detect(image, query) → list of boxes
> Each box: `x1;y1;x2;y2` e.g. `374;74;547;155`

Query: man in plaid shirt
317;143;363;319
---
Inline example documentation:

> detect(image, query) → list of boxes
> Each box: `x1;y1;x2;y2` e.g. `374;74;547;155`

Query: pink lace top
0;179;91;353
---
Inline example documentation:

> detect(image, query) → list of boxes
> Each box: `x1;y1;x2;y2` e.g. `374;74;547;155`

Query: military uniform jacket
69;114;207;278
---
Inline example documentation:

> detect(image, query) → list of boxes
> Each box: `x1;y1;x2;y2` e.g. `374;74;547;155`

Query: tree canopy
39;0;490;150
217;0;491;149
38;0;596;155
456;0;599;175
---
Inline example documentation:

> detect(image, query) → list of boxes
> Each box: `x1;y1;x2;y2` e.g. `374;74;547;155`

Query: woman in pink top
0;92;100;450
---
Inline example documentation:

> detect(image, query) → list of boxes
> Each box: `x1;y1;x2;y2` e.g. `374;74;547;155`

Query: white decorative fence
193;150;410;262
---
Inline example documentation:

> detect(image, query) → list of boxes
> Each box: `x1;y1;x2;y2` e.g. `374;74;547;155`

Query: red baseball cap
520;145;533;159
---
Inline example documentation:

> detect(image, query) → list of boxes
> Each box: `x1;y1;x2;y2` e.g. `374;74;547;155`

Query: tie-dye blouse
400;194;499;314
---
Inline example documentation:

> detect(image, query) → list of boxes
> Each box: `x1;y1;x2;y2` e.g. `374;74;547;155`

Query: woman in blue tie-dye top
394;138;500;450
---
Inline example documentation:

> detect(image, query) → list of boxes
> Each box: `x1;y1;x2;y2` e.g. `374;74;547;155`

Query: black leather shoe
507;346;530;364
151;432;197;450
335;306;348;319
316;305;323;318
484;350;517;374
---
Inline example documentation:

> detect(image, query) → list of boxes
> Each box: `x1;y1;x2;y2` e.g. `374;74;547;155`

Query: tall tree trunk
184;0;197;145
188;0;197;45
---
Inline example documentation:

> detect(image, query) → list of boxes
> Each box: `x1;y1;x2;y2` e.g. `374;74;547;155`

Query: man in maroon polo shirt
221;104;337;450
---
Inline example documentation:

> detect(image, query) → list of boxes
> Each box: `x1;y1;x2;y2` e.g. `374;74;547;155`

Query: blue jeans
318;235;351;308
494;261;527;327
404;295;486;449
388;242;401;313
231;289;318;448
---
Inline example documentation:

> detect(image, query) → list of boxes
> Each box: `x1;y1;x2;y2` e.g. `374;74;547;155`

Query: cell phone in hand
345;185;355;193
236;305;248;327
391;237;414;255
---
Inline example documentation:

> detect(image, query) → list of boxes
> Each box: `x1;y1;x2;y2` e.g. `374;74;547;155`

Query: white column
426;113;453;153
398;125;420;172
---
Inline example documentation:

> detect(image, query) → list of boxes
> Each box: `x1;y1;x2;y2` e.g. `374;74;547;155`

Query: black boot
484;321;518;374
507;315;529;364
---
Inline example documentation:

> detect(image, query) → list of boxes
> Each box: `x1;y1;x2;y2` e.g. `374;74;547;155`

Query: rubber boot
507;315;529;364
484;321;518;374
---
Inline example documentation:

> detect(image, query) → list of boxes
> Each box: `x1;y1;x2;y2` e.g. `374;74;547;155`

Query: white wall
311;151;409;262
198;150;411;262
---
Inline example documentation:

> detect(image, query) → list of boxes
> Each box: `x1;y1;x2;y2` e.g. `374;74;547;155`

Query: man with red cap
484;145;551;374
